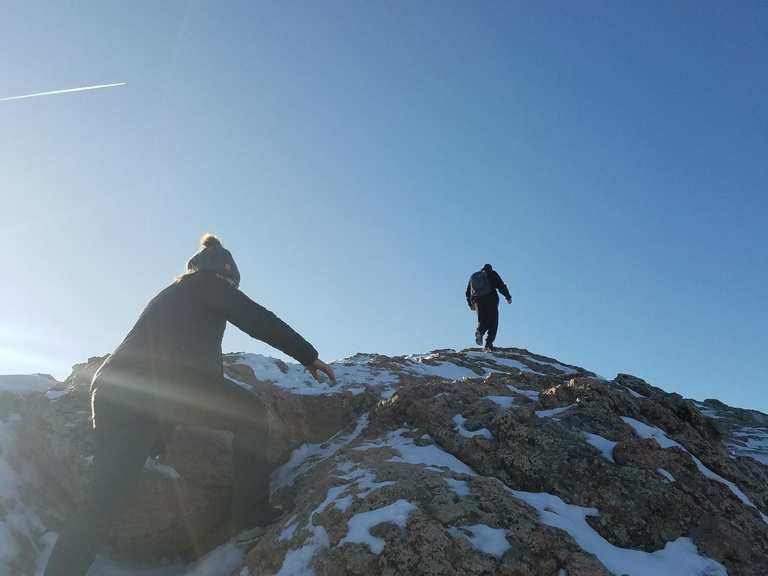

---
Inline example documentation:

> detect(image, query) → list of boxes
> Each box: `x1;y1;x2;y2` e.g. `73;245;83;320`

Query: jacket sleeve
466;279;474;307
206;277;319;366
492;271;511;300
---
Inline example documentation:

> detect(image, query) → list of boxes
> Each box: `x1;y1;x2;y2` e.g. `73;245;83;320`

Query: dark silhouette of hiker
466;263;511;352
44;233;336;576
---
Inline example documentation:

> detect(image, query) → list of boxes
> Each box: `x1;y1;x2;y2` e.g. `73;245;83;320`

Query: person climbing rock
44;233;336;576
466;263;512;352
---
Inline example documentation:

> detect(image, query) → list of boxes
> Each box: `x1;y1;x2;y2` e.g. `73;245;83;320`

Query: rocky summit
1;348;767;576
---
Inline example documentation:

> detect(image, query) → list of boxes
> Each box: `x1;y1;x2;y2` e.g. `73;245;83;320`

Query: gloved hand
506;297;512;304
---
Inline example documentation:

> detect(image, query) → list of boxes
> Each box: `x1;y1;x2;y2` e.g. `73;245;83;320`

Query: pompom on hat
186;233;241;288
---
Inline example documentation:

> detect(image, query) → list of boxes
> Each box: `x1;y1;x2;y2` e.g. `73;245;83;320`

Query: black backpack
469;270;493;298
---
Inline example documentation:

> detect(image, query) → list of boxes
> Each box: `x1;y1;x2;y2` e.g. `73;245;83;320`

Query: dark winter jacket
466;270;511;307
92;271;318;400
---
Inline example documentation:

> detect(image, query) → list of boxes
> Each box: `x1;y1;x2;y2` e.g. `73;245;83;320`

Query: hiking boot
483;344;495;353
475;330;483;346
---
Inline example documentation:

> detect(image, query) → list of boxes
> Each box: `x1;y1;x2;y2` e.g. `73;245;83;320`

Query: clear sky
2;2;766;411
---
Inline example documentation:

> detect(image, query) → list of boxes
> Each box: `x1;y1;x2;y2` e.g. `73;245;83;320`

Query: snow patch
333;495;353;512
453;414;492;440
337;465;395;499
728;427;768;466
485;395;516;408
657;469;675;483
622;416;768;523
271;414;368;491
356;429;476;477
583;433;616;463
521;355;579;375
276;484;346;575
465;351;545;375
535;404;576;419
509;489;727;576
338;499;416;554
231;354;398;397
278;518;299;542
448;524;510;558
694;402;723;419
620;386;647;399
507;384;540;401
445;477;470;497
405;357;479;380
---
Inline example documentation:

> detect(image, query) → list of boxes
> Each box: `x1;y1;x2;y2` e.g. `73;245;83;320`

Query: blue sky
1;1;766;411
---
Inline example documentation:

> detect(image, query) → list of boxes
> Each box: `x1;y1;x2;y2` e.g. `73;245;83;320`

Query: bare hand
307;358;337;384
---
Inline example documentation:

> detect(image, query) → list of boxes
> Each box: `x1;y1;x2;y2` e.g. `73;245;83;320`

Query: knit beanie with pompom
186;233;240;288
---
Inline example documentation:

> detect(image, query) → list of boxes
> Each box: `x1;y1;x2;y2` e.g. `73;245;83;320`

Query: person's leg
475;298;491;345
231;428;282;528
485;304;500;349
159;377;278;528
44;399;157;576
476;301;490;341
160;374;270;435
474;326;484;345
205;378;278;527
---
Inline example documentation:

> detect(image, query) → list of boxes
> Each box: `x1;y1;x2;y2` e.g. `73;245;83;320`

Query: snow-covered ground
507;489;728;576
273;459;406;574
692;401;768;466
729;427;768;465
3;349;765;576
356;429;477;477
338;500;416;554
622;416;768;524
349;427;730;576
271;415;369;491
227;348;586;400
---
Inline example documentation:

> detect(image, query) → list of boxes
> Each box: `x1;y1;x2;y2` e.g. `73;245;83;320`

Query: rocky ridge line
0;347;766;575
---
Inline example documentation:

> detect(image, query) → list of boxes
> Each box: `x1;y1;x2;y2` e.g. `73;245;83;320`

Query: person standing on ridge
44;233;337;576
466;263;512;352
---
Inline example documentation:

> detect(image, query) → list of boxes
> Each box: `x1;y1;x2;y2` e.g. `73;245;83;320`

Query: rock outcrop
1;347;767;575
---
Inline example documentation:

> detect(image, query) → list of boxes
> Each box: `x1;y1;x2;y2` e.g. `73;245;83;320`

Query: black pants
475;297;499;347
44;374;272;576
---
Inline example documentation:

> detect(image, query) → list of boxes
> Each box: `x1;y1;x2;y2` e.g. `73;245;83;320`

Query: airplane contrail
0;82;126;102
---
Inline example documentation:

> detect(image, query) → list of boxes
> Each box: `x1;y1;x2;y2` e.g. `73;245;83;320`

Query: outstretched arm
493;272;512;302
206;276;336;383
